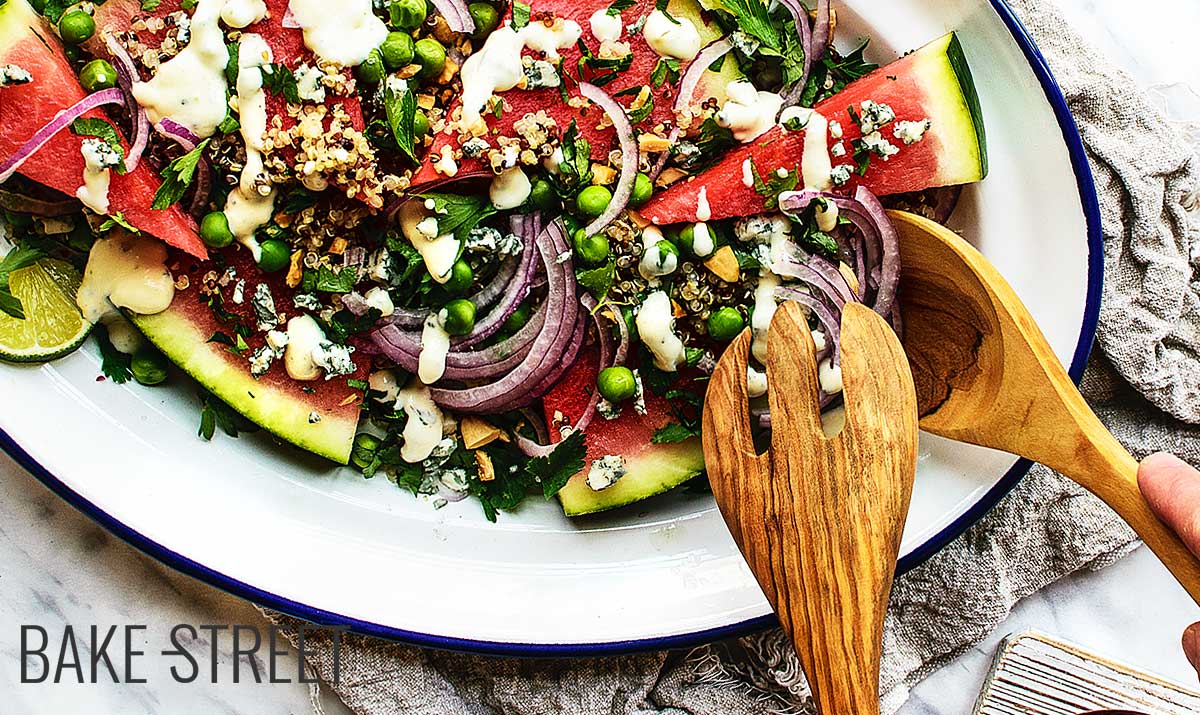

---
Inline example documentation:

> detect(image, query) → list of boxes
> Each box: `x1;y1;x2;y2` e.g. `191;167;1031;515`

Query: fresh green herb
37;0;74;23
281;187;320;215
576;259;615;300
626;91;654;124
224;42;240;85
96;326;133;384
70;118;128;174
384;78;418;161
217;113;241;134
318;307;383;344
97;212;140;234
313;265;357;293
491;97;504;119
652;422;698;444
347;378;370;391
207;330;250;355
851;139;872;175
180;0;198;9
801;42;878;105
649;57;680;88
0;245;45;320
549;121;593;196
694;115;735;159
417;193;497;242
750;160;799;210
141;0;162;11
511;0;531;29
198;391;256;441
606;0;634;15
639;348;681;396
576;39;633;86
261;64;300;104
529;430;586;499
654;0;679;24
152;140;211;210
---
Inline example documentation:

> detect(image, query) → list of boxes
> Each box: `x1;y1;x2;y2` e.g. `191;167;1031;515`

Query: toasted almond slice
329;237;348;255
704;245;741;283
475;450;496;482
838;261;860;295
461;416;504;449
626;209;651;229
655;168;689;188
591;164;618;186
638;134;672;154
286;250;304;289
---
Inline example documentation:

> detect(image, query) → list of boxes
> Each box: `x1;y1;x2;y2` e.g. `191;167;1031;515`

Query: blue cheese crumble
857;100;896;135
586;455;628;491
251;283;280;331
0;64;32;87
893;119;931;145
830;165;853;186
312;341;357;380
293;64;327;103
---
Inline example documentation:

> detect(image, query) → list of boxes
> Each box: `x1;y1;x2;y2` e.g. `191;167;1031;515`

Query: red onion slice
811;0;832;60
649;39;734;181
578;83;638;237
102;33;150;172
429;0;476;35
451;213;543;349
0;88;125;184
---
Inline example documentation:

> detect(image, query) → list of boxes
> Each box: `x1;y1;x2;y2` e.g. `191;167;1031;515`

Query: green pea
576;185;612;218
572;228;609;266
131;349;169;386
380;31;415;70
199;211;234;249
412;110;431;138
351;433;382;470
58;10;95;45
443;259;474;295
503;303;531;333
441;298;476;337
357;49;386;85
677;224;696;254
79;59;117;92
707;307;745;341
414;37;446;80
258;239;291;273
389;0;427;32
597;366;636;402
528;178;558;211
652;239;680;268
468;2;500;38
630;173;654;207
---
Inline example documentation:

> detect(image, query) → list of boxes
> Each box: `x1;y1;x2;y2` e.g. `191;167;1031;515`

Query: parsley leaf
260;64;300;104
198;391;257;441
606;0;634;15
528;430;586;499
0;245;45;320
720;0;778;49
384;77;418;161
511;1;531;29
576;259;615;300
152;139;210;210
652;422;698;444
96;326;133;384
70;118;127;174
550;121;593;196
314;264;357;293
98;212;140;234
750;160;799;211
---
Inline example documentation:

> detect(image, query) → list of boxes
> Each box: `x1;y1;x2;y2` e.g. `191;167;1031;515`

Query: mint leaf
261;64;300;104
529;430;586;499
152;139;210;210
98;211;140;234
384;78;418;161
314;265;357;293
418;193;497;241
606;0;634;15
576;259;615;300
750;160;799;211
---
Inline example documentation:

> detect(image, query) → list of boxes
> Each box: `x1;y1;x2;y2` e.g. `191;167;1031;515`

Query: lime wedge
0;258;92;363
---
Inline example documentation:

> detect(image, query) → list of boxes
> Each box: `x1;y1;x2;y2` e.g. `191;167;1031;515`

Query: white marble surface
2;0;1199;713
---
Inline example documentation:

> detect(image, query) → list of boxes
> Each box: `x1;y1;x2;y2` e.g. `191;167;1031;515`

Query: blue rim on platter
0;0;1103;657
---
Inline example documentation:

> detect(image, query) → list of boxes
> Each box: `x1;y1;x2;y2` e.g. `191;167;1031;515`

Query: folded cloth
263;0;1200;711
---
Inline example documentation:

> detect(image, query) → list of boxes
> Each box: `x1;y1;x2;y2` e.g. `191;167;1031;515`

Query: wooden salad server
891;209;1200;604
703;301;920;715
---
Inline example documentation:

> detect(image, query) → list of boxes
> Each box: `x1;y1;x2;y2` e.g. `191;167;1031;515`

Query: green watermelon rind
945;32;988;179
914;33;988;186
557;439;706;516
129;308;358;464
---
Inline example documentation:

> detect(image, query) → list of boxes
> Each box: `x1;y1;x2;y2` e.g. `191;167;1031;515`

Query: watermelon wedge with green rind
130;249;367;464
0;0;208;259
409;0;743;188
641;32;988;225
543;351;704;516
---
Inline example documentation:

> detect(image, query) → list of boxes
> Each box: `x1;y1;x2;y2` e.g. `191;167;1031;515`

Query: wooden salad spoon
891;209;1200;604
703;301;920;715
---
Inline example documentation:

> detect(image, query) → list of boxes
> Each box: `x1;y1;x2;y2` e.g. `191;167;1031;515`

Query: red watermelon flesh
131;245;368;463
641;32;988;225
0;0;207;258
409;0;730;187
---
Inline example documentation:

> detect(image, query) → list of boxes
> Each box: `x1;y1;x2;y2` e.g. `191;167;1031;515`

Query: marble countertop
3;0;1199;713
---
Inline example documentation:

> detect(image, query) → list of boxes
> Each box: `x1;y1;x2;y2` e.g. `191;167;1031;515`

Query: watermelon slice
409;0;741;187
641;32;988;225
0;0;207;259
129;247;367;463
544;351;704;516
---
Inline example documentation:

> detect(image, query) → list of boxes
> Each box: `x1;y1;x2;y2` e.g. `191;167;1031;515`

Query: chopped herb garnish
141;0;162;11
260;63;301;104
652;422;699;444
606;0;634;15
549;121;594;196
152;139;211;210
98;212;140;234
751;160;799;210
649;57;680;88
96;326;133;384
417;193;497;241
654;0;680;24
384;78;418;162
576;259;616;300
313;265;357;293
529;430;587;499
198;390;256;441
511;1;531;29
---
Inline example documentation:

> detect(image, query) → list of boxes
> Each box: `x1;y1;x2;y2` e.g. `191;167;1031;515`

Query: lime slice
0;258;92;363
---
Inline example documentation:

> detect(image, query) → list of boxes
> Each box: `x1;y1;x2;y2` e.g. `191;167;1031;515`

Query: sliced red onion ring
451;213;543;349
0;88;125;184
578;83;637;237
340;292;371;316
811;0;833;59
0;190;79;216
775;0;813;107
775;285;843;359
429;0;476;35
103;33;149;172
649;39;734;181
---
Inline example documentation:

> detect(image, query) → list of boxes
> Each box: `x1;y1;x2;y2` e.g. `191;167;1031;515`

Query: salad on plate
0;0;986;519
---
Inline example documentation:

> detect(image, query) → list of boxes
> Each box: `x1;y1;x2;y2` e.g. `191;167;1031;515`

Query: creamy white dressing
747;367;768;399
418;312;451;384
132;0;230;138
103;315;144;355
588;9;623;43
750;272;779;364
363;286;395;317
636;290;686;372
800;110;833;191
76;234;176;324
642;10;700;60
76;140;114;214
287;0;388;67
459;20;582;129
818;357;843;394
741;158;754;188
234;33;272;195
396;384;446;463
717;80;783;142
401;204;460;283
815;199;839;232
489;166;531;210
638;226;678;281
368;369;403;403
691;222;714;257
284;315;325;381
220;0;266;28
223;186;276;260
696;186;711;221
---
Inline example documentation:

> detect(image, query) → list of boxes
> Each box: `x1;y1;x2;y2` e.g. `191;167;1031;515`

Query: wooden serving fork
703;301;920;715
